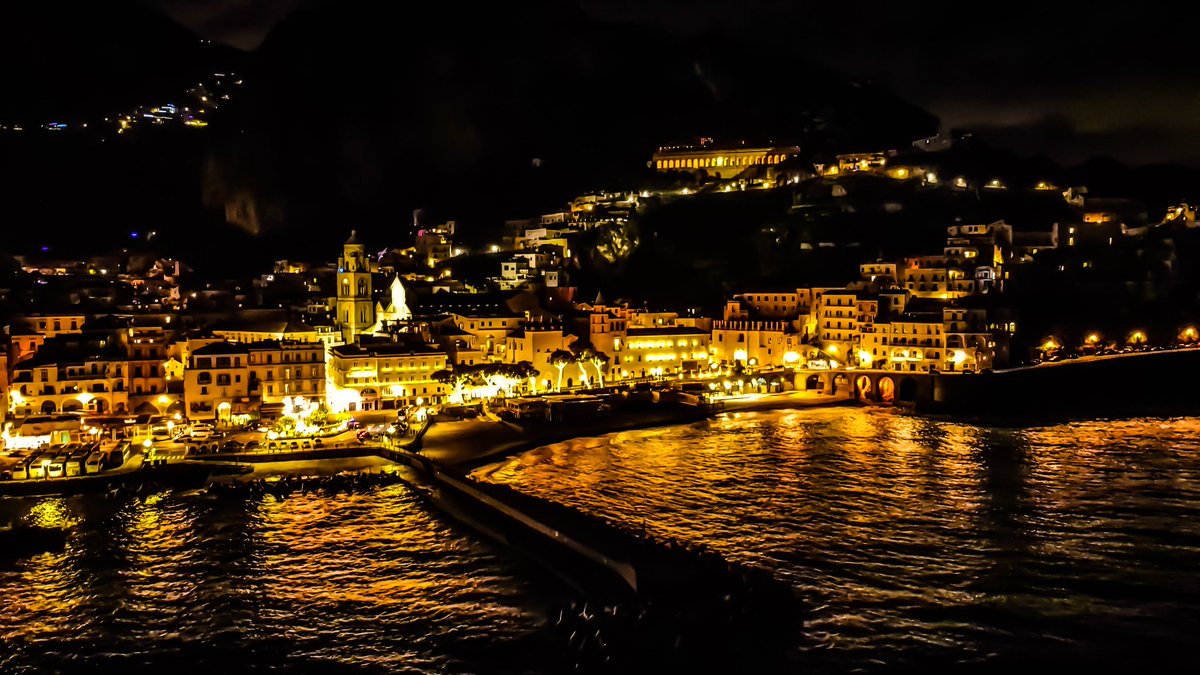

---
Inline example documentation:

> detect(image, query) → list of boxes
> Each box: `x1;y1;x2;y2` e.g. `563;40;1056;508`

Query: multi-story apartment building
184;341;254;424
503;322;577;389
620;326;710;379
711;320;804;368
247;340;326;404
11;338;129;417
123;325;171;413
328;340;448;411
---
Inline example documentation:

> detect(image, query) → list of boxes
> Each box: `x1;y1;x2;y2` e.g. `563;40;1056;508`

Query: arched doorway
90;397;109;414
805;374;821;391
217;401;232;425
41;401;57;414
61;400;81;413
877;376;896;403
855;375;873;401
167;401;186;416
135;402;157;414
832;374;848;395
361;388;379;410
898;377;918;403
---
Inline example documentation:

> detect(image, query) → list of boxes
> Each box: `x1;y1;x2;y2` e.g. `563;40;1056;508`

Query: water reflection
484;408;1200;671
1;485;546;673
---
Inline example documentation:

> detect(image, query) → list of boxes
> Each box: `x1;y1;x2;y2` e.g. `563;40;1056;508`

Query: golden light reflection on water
486;409;1200;669
1;484;545;673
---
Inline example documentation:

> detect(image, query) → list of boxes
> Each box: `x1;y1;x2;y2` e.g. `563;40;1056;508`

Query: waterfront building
247;340;326;405
815;289;862;356
122;325;172;414
327;340;448;411
710;320;805;368
619;326;710;379
9;332;132;417
565;301;630;383
503;322;577;390
183;341;254;424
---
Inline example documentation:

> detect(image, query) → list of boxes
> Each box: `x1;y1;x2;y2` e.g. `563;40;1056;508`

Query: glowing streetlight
1085;333;1101;345
1127;330;1147;346
858;350;873;366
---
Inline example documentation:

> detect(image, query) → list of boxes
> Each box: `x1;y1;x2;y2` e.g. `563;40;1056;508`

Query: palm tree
549;349;574;391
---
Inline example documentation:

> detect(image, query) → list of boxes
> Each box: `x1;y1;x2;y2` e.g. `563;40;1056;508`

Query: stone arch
89;397;109;414
134;402;158;414
897;377;918;403
805;374;821;391
167;401;186;415
45;400;62;413
855;375;873;401
832;374;848;395
878;376;896;403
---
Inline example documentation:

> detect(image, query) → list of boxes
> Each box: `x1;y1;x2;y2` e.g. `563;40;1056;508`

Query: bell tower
336;230;374;343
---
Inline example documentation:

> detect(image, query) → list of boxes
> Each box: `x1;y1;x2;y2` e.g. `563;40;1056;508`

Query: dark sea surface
4;408;1200;672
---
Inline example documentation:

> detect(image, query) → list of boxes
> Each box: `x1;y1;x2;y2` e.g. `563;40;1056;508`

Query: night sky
145;0;1200;167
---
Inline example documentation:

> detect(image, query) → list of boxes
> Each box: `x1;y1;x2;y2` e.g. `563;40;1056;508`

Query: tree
549;349;575;391
507;361;540;394
433;364;481;403
587;350;610;387
572;345;593;388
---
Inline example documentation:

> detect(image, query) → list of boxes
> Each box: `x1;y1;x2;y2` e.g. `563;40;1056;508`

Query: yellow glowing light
827;344;839;355
733;349;748;363
1128;330;1147;344
1085;333;1101;344
1041;337;1059;351
76;392;94;405
951;350;967;365
157;395;170;405
858;350;873;366
783;351;800;364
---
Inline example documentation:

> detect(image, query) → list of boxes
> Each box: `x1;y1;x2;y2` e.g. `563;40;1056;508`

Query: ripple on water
482;409;1200;671
0;484;547;674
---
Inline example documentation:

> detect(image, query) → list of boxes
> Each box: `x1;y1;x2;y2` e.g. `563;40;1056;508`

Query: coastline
0;392;858;497
421;391;857;473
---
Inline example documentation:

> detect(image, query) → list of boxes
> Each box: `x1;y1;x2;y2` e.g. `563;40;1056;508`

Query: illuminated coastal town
4;2;1200;673
2;138;1197;459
